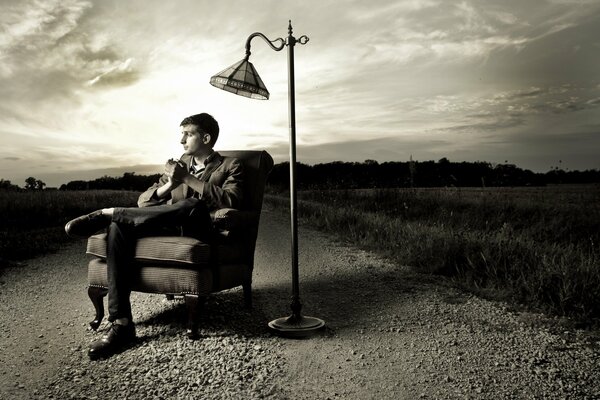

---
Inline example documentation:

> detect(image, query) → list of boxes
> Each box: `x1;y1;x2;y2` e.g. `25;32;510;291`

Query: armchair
84;150;273;338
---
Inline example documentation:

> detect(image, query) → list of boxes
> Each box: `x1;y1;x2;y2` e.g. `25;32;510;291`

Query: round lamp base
268;315;325;338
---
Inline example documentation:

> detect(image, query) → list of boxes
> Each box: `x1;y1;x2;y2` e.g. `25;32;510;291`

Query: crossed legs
66;198;212;359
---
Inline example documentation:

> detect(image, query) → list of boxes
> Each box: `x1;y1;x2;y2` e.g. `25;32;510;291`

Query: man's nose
180;135;186;144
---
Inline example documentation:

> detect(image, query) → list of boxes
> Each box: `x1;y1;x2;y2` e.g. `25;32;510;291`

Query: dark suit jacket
137;152;244;211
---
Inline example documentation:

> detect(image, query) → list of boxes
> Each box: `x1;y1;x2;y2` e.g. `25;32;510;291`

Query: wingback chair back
86;150;274;338
218;150;274;244
220;150;273;212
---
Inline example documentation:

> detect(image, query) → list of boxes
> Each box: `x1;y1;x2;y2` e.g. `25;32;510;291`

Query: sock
114;317;130;326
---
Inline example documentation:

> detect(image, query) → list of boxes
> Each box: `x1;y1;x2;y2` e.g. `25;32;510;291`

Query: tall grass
266;186;600;322
0;190;138;266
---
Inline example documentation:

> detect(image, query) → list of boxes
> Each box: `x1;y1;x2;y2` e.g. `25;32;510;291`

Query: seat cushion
88;258;214;295
87;233;211;265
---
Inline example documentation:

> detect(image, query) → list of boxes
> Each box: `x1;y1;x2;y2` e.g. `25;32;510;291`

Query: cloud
494;87;547;100
439;116;526;134
586;97;600;106
350;1;537;67
473;85;600;116
0;0;141;128
86;57;139;87
0;0;92;78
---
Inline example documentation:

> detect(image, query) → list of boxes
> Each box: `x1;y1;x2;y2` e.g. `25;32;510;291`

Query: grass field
265;185;600;323
0;190;139;266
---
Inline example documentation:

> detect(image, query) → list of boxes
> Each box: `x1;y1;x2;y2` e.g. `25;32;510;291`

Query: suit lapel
179;152;223;199
199;152;223;182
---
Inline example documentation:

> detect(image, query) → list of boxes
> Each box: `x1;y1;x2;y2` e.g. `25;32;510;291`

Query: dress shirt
190;151;216;178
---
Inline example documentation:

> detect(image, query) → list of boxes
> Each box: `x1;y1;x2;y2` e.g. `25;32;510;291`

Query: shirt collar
190;151;216;173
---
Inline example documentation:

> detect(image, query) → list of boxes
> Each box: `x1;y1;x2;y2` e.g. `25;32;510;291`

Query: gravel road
1;206;599;399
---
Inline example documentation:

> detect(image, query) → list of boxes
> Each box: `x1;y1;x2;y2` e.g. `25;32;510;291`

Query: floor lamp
210;21;325;337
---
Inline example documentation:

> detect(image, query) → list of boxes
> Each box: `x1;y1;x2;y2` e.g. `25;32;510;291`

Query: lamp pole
210;21;325;336
286;21;301;322
268;22;325;336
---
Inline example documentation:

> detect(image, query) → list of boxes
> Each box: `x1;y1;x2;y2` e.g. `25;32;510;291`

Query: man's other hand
171;159;189;182
164;159;188;186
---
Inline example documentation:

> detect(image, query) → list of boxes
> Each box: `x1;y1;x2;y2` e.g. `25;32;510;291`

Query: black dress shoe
65;210;111;238
88;322;136;360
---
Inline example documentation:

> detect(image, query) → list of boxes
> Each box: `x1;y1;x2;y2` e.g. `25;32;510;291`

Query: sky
1;0;599;187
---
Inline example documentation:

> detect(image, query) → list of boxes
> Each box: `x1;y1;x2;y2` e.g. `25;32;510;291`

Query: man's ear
203;134;211;144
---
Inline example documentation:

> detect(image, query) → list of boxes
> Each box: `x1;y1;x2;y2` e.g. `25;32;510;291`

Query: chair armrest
211;208;258;232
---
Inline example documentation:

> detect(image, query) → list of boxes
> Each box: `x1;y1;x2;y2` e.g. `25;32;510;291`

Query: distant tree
0;179;20;191
25;177;36;190
24;177;46;190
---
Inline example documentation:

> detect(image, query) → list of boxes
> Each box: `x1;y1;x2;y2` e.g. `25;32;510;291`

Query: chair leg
88;286;108;330
184;294;205;340
242;279;252;309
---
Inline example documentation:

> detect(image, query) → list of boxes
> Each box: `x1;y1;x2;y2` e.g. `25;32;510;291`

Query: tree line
0;172;160;192
58;172;162;191
266;159;600;191
1;159;599;192
0;177;47;191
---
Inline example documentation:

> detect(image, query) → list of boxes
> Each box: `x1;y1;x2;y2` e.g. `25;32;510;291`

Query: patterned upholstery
87;233;211;265
88;258;214;295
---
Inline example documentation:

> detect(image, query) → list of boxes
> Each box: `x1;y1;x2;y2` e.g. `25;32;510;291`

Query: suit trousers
106;198;212;321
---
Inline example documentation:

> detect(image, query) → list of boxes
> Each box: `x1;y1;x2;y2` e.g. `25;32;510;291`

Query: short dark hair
180;113;219;147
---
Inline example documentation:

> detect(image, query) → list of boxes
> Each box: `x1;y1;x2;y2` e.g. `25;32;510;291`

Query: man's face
180;124;209;156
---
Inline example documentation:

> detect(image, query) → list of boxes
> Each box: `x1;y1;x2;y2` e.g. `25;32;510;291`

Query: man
65;113;244;360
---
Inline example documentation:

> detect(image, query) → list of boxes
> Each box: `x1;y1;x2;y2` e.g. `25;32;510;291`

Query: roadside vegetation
0;190;138;267
265;186;600;324
2;160;599;325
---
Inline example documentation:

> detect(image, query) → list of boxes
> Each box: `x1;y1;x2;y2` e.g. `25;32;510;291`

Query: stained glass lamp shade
209;58;269;100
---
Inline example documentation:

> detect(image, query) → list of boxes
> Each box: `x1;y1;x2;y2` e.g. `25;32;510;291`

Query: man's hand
155;159;189;199
164;159;189;185
172;159;190;182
